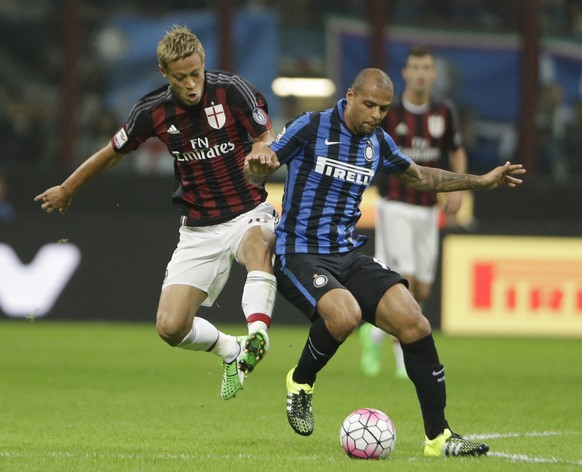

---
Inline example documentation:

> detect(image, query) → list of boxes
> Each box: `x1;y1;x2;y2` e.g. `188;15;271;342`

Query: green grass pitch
0;320;580;471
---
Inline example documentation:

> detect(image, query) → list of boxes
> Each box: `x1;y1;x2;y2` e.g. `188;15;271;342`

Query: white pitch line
464;431;582;467
489;452;582;466
467;431;581;440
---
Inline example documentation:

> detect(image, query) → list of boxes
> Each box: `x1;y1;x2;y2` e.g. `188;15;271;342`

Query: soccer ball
339;408;396;459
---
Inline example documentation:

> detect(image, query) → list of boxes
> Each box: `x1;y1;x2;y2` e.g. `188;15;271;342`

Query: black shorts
274;250;407;324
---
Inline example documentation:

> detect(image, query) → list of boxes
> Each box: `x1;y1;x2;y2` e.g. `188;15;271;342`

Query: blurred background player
359;46;468;379
35;26;277;400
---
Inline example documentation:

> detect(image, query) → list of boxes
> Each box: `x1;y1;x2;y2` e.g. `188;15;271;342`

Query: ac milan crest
205;104;226;129
428;115;445;138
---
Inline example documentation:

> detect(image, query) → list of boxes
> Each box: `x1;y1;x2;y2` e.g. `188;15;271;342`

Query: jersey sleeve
110;102;155;155
227;76;272;139
269;112;313;164
378;129;413;174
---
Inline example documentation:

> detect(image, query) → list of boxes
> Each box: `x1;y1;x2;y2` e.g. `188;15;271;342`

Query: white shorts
374;199;438;284
162;202;278;306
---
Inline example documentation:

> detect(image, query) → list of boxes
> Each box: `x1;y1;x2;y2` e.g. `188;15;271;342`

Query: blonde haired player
35;26;277;400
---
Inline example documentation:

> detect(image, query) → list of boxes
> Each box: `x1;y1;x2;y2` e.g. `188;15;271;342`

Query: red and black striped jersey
377;95;463;207
111;70;272;225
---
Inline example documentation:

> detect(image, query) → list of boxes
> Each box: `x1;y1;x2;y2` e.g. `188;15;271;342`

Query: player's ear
346;88;355;104
158;64;167;78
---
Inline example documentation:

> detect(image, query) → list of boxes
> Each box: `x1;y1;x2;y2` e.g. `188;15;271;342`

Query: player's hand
245;153;280;177
479;162;526;189
34;185;73;214
244;141;280;185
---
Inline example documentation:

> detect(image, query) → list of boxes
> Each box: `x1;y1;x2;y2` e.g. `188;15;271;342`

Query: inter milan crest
313;273;328;288
205;104;226;129
364;140;374;162
428;115;445;138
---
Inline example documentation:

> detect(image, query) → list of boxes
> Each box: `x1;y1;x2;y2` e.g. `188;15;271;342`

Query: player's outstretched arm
473;161;526;189
244;142;280;185
34;143;123;214
396;161;526;193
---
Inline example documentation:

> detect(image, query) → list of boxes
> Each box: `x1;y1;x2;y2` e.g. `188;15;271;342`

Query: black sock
293;317;342;386
400;334;447;440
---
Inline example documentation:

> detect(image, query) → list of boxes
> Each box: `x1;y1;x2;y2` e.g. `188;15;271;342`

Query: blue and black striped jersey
271;98;412;255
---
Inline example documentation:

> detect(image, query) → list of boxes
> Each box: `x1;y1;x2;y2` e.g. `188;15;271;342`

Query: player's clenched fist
244;142;280;184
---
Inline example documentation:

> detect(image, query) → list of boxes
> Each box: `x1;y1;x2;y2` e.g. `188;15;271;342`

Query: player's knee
239;234;274;272
399;315;431;343
343;314;362;334
246;237;272;263
156;316;186;347
328;310;361;341
255;240;273;263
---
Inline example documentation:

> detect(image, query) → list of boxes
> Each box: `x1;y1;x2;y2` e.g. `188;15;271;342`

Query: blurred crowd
0;0;581;181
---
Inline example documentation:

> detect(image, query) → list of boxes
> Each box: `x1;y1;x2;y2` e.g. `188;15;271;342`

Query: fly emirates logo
314;156;374;185
171;137;235;162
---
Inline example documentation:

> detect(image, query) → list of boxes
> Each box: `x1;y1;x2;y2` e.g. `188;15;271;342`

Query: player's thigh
233;202;278;266
274;253;344;322
163;225;234;307
156;284;207;327
374;283;430;343
344;253;407;325
236;226;276;269
316;288;362;340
